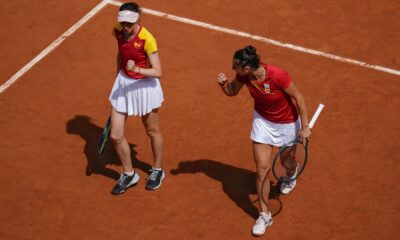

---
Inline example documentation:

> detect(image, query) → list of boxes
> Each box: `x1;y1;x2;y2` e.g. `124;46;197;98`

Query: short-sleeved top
113;23;158;79
237;63;299;123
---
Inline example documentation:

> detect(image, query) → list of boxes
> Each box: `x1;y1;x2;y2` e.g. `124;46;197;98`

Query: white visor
118;10;139;23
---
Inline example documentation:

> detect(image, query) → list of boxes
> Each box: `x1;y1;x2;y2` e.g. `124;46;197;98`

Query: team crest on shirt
263;83;271;93
133;42;142;49
250;80;271;94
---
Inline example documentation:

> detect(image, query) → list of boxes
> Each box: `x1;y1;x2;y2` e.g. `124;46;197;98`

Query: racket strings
280;145;299;176
276;141;307;181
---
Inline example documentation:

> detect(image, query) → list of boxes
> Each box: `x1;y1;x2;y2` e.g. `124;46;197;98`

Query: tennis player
108;2;165;194
217;46;311;236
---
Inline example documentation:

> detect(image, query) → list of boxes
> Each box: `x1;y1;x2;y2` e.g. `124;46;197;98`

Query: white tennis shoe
252;212;273;236
280;164;299;195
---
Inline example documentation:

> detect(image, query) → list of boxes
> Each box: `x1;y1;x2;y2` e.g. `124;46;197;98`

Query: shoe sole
145;172;165;190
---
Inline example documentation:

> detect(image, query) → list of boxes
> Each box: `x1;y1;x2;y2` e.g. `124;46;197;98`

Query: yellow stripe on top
112;24;157;55
138;27;158;55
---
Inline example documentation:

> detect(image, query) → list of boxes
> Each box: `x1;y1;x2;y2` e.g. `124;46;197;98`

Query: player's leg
141;108;165;190
280;145;298;177
110;108;132;171
279;144;299;195
279;118;301;195
110;107;139;194
252;141;273;236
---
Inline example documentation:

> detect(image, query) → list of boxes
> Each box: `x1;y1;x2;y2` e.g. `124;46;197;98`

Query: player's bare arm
127;52;162;77
217;73;244;96
283;82;311;140
117;50;122;74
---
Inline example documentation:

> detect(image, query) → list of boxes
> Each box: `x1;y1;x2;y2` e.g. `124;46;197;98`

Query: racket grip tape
309;103;325;129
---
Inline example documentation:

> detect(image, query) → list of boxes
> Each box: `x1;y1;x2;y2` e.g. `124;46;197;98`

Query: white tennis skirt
109;71;164;116
251;110;301;147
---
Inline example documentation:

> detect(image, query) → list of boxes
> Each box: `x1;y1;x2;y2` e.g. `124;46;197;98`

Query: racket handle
309;103;325;129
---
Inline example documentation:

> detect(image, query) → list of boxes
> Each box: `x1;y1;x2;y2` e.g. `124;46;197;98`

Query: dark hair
233;45;260;69
119;2;141;13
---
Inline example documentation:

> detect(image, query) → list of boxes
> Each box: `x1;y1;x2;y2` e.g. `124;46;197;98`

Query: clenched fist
217;72;228;87
127;60;135;71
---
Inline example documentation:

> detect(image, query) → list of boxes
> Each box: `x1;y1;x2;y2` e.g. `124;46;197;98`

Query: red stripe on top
237;63;299;123
114;25;157;79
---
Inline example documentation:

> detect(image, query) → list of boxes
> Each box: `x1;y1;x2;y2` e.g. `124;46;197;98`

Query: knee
258;162;271;172
256;164;271;181
110;131;124;143
145;127;161;138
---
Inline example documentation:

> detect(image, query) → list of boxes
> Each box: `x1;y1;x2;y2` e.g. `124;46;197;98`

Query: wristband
219;81;228;88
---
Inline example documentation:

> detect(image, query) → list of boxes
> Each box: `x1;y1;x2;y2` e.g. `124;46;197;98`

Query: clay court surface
1;0;399;239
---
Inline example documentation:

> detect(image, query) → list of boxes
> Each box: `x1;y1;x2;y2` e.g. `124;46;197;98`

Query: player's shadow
66;115;152;180
170;159;282;219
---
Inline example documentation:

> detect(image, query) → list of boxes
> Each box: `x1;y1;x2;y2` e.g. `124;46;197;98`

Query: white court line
1;1;398;94
0;0;113;94
110;0;400;76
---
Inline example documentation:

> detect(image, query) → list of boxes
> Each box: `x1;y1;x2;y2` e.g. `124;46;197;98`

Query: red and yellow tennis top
113;23;158;79
236;63;299;123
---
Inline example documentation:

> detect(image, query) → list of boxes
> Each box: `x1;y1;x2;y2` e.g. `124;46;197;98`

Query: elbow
155;69;162;78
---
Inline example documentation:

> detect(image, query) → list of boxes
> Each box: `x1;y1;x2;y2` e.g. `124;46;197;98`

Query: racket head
271;138;308;183
97;117;111;155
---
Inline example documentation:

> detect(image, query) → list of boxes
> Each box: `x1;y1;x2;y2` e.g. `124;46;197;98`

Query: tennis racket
271;103;325;183
97;116;111;155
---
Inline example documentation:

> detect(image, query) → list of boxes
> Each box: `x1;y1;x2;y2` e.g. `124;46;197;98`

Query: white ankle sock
124;171;135;176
